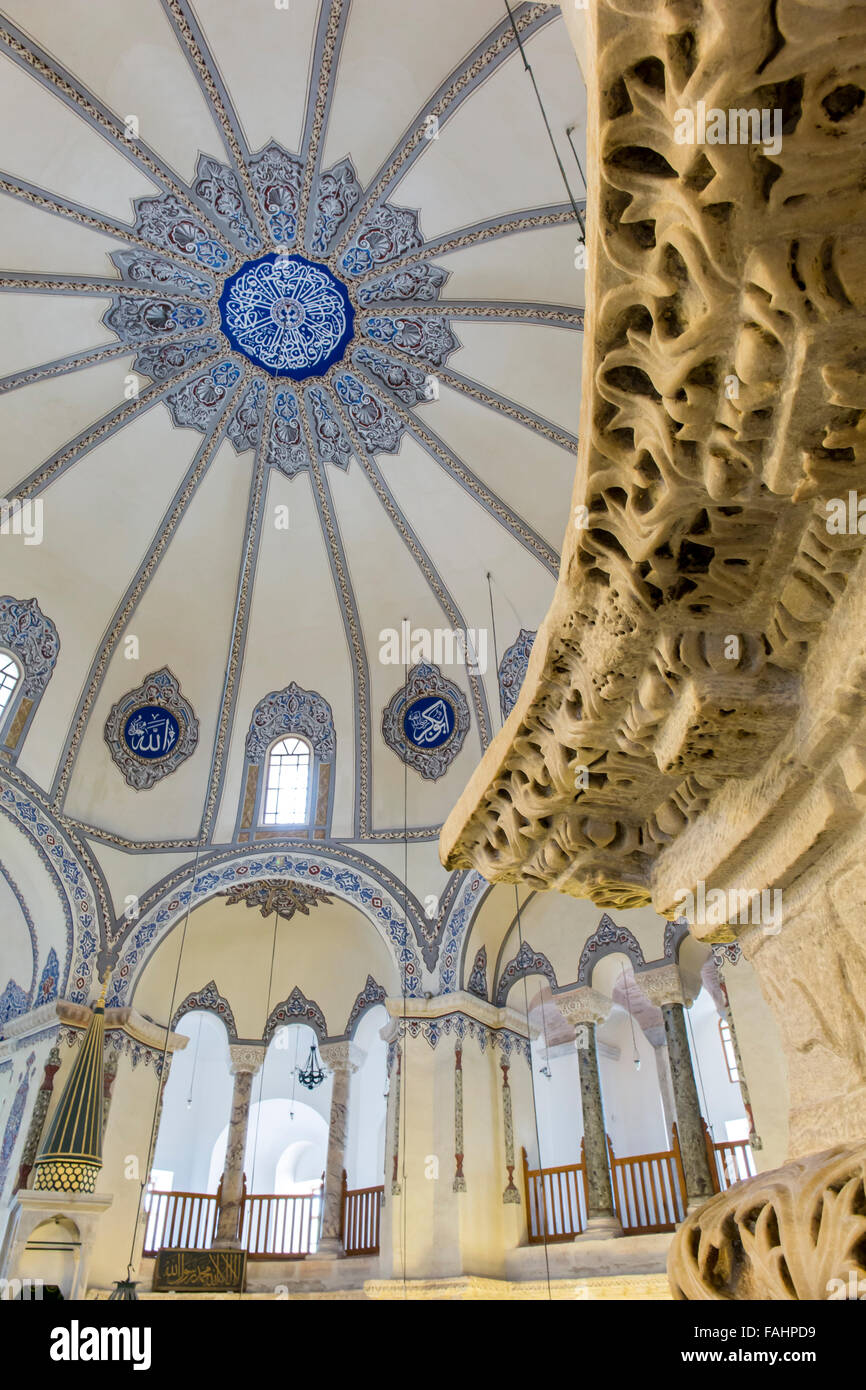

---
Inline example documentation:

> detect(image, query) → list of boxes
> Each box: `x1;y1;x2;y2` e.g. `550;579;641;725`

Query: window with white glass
719;1017;739;1084
262;736;312;825
0;652;21;727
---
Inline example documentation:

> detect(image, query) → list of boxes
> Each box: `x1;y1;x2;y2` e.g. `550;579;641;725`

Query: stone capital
319;1040;364;1073
555;986;612;1027
636;963;691;1008
228;1043;266;1075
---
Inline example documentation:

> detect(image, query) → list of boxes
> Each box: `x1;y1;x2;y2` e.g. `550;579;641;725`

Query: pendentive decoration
104;668;198;790
382;663;470;780
219;879;334;922
218;252;354;378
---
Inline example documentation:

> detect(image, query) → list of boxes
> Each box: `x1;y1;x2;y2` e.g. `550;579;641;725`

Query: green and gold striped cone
33;979;106;1193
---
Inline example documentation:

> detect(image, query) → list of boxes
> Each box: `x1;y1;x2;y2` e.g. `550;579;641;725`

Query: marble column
14;1043;61;1193
317;1041;363;1256
557;987;621;1238
645;1022;677;1140
213;1044;264;1249
637;964;714;1205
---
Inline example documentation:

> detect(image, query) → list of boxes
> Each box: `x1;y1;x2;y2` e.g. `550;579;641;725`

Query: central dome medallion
218;252;355;379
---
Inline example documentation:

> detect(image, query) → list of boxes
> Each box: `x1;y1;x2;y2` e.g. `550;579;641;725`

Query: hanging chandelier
297;1043;325;1090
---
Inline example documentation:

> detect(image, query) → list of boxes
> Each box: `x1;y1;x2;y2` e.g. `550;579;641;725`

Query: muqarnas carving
104;668;198;789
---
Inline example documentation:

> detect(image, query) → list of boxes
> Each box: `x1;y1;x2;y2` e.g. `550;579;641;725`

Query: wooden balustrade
523;1124;758;1244
144;1177;384;1260
144;1127;757;1262
704;1123;757;1192
522;1146;586;1242
607;1124;687;1234
241;1189;322;1259
142;1189;219;1256
340;1171;383;1256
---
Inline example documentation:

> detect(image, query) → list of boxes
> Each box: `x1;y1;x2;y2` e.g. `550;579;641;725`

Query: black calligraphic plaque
152;1248;246;1293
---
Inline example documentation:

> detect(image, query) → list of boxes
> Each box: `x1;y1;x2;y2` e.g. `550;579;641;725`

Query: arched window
0;651;22;726
238;683;335;840
719;1018;739;1084
0;599;59;763
262;736;312;826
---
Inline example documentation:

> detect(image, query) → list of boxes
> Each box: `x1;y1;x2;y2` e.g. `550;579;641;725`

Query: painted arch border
108;844;425;1007
0;775;98;1005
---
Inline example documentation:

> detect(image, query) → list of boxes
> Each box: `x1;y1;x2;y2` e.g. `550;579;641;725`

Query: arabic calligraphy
153;1248;246;1293
403;695;456;749
218;252;354;378
123;705;181;761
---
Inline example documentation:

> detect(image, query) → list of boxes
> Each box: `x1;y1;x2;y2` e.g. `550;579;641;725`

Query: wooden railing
144;1176;383;1260
340;1171;383;1256
523;1121;758;1242
241;1188;322;1259
142;1189;218;1256
608;1125;686;1234
522;1146;586;1242
705;1124;757;1192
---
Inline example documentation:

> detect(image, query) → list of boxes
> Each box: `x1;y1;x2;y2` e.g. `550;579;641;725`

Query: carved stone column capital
555;986;613;1027
228;1044;265;1076
636;964;692;1009
320;1040;364;1074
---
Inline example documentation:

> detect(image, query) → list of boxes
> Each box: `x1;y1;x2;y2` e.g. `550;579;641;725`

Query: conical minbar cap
34;987;106;1192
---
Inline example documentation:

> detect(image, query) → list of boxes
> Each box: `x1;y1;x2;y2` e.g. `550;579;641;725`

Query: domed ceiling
0;0;585;988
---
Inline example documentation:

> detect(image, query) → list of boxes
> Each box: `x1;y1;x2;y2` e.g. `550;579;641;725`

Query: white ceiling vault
0;0;585;993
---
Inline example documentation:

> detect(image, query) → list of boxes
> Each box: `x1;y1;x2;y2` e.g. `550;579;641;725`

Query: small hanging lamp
109;1272;139;1301
297;1042;325;1090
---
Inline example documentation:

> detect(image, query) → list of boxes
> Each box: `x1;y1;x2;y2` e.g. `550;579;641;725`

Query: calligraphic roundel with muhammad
382;663;470;780
104;668;199;790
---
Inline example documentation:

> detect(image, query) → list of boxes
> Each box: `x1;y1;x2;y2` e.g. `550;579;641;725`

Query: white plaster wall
151;1010;234;1194
684;989;748;1143
345;1005;388;1188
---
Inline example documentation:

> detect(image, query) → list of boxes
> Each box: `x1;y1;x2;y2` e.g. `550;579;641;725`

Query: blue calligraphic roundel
218;252;354;378
402;695;456;750
123;705;182;761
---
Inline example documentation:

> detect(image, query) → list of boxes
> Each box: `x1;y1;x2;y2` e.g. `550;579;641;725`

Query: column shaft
214;1068;254;1247
320;1065;351;1243
577;1023;616;1221
663;1002;715;1201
